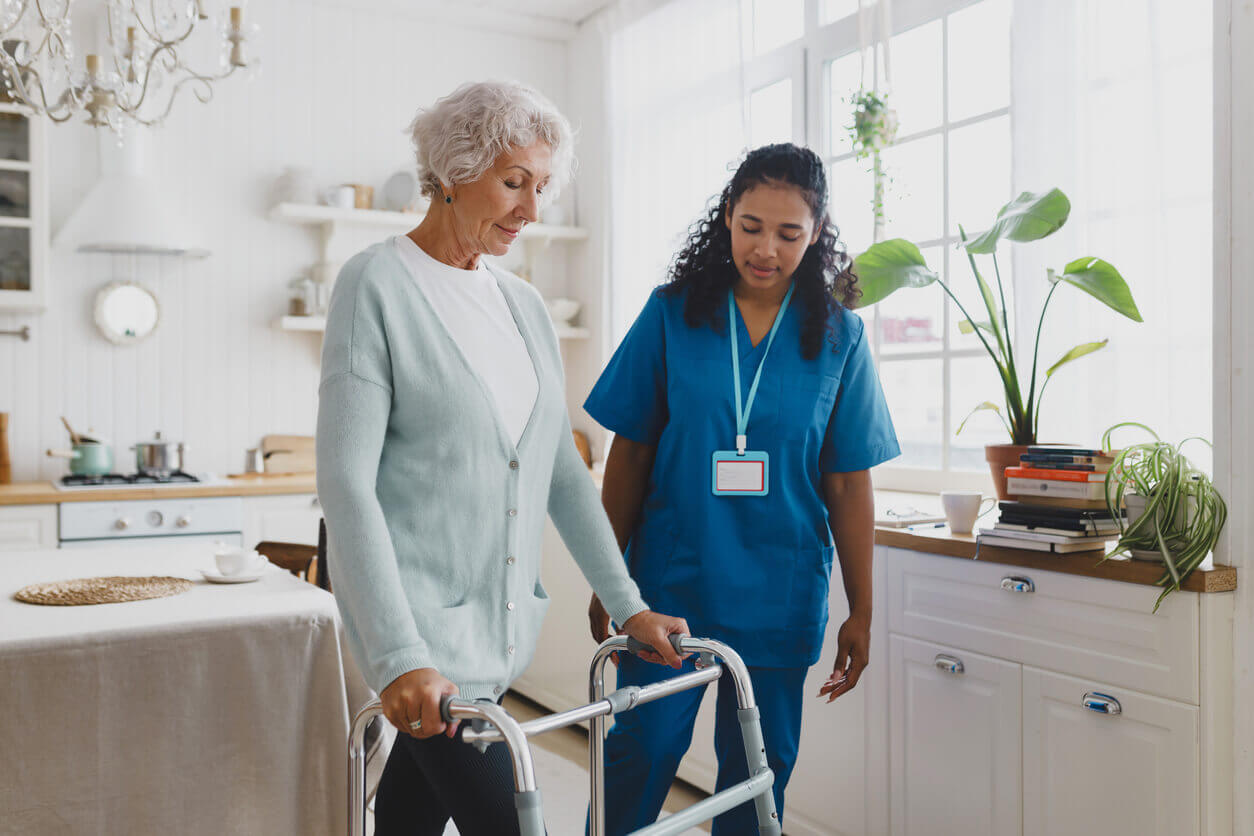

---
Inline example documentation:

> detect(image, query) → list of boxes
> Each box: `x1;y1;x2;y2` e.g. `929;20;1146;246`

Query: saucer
201;567;266;584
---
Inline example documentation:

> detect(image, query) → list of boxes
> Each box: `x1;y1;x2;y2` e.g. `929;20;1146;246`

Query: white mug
214;547;265;576
321;185;355;210
940;491;997;534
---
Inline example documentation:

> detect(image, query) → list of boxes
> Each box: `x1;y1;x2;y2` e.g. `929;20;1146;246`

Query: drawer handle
1001;576;1035;594
934;654;965;675
1082;692;1122;716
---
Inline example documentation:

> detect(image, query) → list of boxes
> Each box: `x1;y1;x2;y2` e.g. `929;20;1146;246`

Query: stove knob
176;515;191;528
114;517;131;531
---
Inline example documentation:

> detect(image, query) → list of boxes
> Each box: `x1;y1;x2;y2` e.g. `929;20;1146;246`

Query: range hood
54;129;210;258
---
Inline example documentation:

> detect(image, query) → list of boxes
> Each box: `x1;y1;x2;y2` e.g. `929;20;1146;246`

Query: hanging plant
848;90;898;240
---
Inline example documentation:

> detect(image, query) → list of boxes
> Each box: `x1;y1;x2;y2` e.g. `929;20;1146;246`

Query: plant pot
1124;493;1194;563
985;444;1030;500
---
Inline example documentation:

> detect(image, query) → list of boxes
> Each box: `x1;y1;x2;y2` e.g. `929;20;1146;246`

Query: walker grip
625;632;688;657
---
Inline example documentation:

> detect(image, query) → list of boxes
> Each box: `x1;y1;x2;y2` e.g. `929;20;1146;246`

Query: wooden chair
255;519;331;591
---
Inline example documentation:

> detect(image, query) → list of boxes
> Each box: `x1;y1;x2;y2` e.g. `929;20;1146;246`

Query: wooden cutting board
261;434;315;454
264;451;316;475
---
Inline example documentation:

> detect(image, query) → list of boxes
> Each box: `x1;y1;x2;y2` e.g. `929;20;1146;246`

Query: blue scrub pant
592;653;806;835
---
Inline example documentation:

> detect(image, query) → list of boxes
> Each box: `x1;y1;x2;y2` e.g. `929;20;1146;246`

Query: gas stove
56;471;204;490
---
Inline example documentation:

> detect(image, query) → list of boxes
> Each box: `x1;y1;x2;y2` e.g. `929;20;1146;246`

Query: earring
445;195;452;204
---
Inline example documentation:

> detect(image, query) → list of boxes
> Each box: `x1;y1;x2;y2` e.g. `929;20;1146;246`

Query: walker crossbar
347;635;780;836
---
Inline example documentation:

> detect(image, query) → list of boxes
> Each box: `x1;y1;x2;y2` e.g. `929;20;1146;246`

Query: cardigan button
506;601;515;611
508;645;515;654
507;508;517;517
509;460;519;470
506;556;516;566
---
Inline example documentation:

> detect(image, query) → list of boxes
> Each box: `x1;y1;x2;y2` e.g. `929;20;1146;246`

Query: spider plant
1100;422;1228;612
852;188;1143;444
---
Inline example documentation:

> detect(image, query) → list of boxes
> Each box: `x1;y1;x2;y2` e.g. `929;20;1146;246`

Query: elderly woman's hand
380;667;460;739
620;609;691;668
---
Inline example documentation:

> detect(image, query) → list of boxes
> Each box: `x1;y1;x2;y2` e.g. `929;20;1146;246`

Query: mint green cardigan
316;241;648;699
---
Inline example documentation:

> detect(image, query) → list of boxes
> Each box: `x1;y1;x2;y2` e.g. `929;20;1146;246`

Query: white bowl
544;297;581;325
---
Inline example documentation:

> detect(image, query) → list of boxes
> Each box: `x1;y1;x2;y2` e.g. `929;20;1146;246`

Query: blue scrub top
585;286;900;668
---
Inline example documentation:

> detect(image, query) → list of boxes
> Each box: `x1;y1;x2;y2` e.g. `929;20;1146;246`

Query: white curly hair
409;80;575;202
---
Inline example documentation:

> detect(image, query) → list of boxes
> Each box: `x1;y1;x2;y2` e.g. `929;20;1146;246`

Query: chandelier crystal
0;0;258;129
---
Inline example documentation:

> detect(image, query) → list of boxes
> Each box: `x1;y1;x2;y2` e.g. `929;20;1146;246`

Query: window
820;0;1013;490
606;0;1212;489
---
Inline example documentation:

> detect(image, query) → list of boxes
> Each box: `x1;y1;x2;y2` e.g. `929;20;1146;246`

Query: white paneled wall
0;1;580;481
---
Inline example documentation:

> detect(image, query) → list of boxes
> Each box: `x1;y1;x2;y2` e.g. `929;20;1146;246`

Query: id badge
711;450;769;496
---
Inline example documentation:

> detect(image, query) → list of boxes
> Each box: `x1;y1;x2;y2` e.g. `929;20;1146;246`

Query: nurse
584;143;900;833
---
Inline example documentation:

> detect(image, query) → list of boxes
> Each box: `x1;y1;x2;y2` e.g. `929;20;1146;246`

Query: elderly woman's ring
409;718;422;731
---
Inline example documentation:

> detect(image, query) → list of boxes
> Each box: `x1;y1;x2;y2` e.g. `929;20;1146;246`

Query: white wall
1215;0;1254;830
0;0;577;481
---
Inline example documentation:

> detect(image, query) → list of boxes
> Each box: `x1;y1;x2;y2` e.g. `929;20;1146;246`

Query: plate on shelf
381;171;419;212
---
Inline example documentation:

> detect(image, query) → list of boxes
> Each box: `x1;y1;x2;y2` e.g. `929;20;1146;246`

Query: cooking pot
47;439;114;476
131;431;187;477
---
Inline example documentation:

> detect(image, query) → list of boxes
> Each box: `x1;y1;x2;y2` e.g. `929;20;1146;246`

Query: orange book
1005;466;1107;483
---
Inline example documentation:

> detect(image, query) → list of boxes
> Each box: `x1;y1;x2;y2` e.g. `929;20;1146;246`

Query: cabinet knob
934;654;965;675
114;517;130;531
1082;691;1122;716
1001;576;1035;594
176;515;191;528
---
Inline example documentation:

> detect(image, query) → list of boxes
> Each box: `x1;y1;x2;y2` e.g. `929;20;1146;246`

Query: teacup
214;547;265;576
940;491;997;534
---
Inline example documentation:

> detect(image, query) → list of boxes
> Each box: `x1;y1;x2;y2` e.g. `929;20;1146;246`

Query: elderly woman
316;80;689;835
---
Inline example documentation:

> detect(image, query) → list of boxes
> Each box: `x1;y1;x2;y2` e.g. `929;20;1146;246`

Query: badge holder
712;446;769;496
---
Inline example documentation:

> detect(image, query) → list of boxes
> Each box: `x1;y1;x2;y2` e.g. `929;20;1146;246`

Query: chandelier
0;0;258;129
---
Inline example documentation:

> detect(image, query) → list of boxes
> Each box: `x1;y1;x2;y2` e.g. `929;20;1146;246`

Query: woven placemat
14;576;194;606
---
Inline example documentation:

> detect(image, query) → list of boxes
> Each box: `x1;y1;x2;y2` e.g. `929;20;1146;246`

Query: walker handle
439;694;456;723
625;632;688;657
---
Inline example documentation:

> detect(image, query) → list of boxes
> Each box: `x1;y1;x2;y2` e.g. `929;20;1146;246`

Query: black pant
373;721;526;836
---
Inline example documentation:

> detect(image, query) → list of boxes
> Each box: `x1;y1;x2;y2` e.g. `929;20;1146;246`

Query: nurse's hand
819;613;870;702
621;609;691;669
380;667;460;740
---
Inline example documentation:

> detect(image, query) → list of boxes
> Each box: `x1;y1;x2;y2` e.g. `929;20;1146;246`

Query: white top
392;235;539;446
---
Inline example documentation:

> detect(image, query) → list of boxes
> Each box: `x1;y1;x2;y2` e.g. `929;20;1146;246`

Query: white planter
1124;493;1195;562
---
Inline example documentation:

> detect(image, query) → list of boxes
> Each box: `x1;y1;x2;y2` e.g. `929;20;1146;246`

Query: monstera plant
852;189;1144;494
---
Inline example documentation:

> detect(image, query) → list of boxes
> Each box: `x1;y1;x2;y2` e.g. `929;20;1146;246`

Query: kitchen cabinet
888;635;1021;836
241;493;321;548
883;546;1230;836
0;503;56;549
1022;667;1198;836
0;103;47;312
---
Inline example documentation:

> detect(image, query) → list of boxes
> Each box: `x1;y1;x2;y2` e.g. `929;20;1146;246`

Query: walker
348;634;780;836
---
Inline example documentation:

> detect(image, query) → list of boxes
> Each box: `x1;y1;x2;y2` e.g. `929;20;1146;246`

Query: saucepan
131;430;188;478
47;439;114;476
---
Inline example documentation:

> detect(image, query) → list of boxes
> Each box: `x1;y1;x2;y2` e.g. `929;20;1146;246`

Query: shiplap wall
0;0;583;482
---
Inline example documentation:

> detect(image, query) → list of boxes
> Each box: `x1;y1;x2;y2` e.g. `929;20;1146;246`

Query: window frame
801;0;1005;492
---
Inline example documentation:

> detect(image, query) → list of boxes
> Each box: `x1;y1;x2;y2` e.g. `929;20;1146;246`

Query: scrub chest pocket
779;373;839;442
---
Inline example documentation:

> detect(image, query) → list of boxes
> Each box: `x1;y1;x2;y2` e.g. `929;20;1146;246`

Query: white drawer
0;504;57;550
882;547;1199;704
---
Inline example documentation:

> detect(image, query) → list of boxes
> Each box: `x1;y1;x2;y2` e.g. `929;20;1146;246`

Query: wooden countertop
0;474;318;505
875;526;1237;593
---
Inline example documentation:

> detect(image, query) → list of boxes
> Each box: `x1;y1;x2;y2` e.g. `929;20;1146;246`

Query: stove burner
60;471;201;487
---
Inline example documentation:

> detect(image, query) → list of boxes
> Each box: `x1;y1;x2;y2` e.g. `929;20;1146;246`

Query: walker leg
515;789;546;836
737;706;781;835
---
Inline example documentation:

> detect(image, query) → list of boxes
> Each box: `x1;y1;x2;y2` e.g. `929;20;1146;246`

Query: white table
0;545;373;836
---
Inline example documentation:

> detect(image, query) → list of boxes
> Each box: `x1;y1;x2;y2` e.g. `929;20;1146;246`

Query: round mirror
94;281;160;345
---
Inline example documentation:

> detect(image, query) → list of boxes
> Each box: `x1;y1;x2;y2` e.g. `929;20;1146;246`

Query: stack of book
977;446;1122;554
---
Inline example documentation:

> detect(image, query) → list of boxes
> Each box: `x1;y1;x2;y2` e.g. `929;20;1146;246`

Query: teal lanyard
728;284;794;454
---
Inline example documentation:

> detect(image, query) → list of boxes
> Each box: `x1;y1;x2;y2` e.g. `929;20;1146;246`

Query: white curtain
604;0;750;340
1010;0;1213;458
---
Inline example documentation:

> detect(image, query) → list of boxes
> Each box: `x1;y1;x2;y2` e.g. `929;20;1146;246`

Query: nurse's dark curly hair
662;143;859;359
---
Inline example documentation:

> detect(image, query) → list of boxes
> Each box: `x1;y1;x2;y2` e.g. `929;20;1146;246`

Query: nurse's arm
588;434;658;645
818;469;875;702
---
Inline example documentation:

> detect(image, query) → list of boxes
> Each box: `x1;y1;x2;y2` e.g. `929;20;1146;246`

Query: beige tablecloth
0;545;375;836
